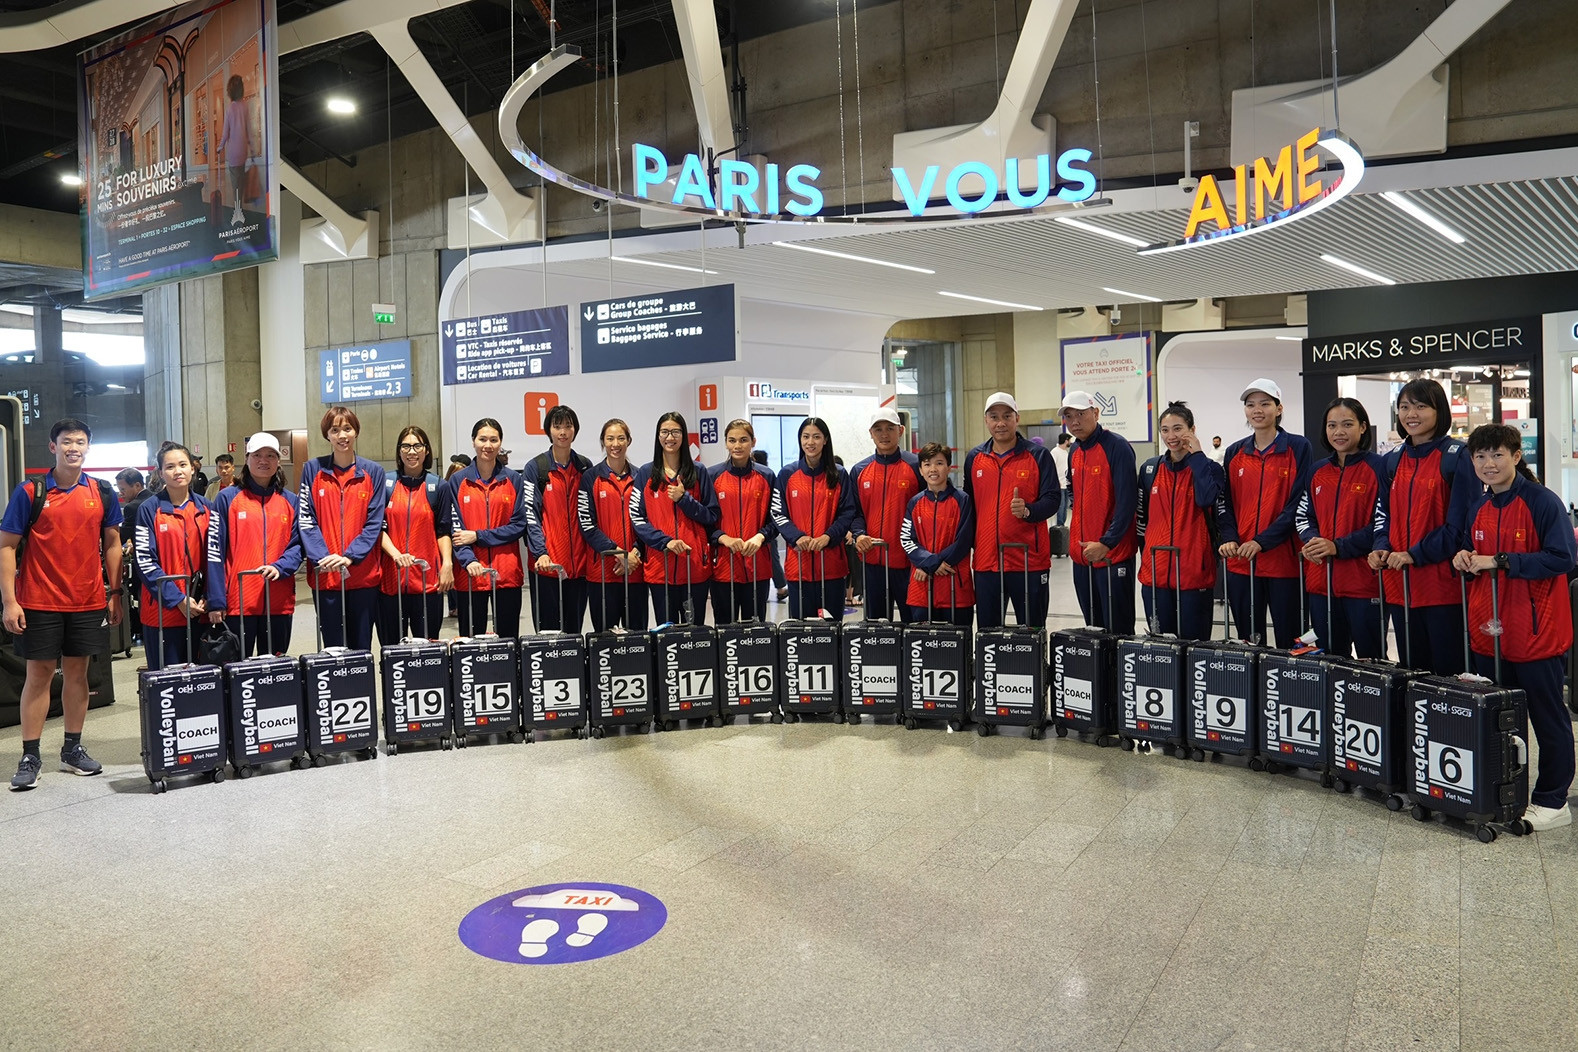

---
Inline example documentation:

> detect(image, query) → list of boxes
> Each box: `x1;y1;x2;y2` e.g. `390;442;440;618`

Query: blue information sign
319;340;412;403
458;882;667;965
442;306;570;385
579;284;736;374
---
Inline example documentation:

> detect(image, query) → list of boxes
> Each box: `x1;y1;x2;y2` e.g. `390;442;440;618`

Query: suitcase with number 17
973;543;1046;738
300;577;379;766
380;558;452;755
138;573;227;793
840;539;902;725
653;552;721;731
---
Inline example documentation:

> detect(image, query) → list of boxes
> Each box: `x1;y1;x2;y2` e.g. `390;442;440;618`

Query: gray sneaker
10;754;41;790
59;744;102;777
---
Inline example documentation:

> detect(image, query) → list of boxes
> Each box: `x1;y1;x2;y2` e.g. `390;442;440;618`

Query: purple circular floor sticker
458;882;668;965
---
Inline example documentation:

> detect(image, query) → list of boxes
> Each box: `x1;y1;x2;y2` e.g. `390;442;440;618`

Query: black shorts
17;608;108;661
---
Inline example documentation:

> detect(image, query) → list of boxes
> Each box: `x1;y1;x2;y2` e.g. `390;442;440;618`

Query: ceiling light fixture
613;256;720;276
1320;253;1396;285
1274;335;1304;341
326;97;356;115
1101;287;1162;303
59;173;82;187
1053;216;1149;248
776;241;935;274
938;291;1044;311
1380;190;1466;244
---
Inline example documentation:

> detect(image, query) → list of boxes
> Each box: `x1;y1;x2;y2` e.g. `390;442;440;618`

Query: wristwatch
1495;553;1510;571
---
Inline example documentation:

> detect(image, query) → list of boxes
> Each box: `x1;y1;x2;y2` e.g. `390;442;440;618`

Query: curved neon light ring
497;45;1105;228
1135;131;1365;255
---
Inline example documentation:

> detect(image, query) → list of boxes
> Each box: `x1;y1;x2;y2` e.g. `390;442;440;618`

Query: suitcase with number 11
778;549;842;723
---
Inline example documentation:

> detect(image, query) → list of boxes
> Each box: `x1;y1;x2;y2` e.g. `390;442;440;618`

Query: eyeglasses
658;429;684;438
399;443;426;451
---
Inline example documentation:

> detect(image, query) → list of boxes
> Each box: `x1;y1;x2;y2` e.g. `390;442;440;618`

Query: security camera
1179;176;1199;194
1110;307;1123;326
250;399;262;411
591;199;605;213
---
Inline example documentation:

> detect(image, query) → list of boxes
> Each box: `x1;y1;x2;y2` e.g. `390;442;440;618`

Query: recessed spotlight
60;173;82;187
326;97;356;115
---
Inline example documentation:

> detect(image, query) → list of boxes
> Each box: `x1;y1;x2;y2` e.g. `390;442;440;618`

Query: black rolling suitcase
380;560;452;755
716;551;781;725
1049;562;1121;746
900;574;970;731
522;567;590;741
841;540;902;725
973;543;1046;738
1185;558;1259;764
300;578;379;766
1116;547;1189;755
1325;565;1414;807
586;572;654;738
777;549;842;723
138;574;227;792
225;569;309;778
1254;561;1333;783
1049;524;1070;559
653;553;721;731
1405;572;1530;843
451;567;526;746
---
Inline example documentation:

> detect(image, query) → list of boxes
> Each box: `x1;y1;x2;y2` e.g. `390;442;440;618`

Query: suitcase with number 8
1116;546;1189;756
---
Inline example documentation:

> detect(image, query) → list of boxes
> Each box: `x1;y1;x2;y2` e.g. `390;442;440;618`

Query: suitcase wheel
903;717;917;731
706;716;721;729
947;720;962;733
455;736;468;749
524;731;536;745
1191;748;1206;763
770;712;785;725
833;712;846;725
1476;825;1497;844
312;753;330;768
1248;757;1266;772
1119;737;1134;752
210;768;225;784
1264;760;1282;776
1054;725;1068;739
440;737;452;751
291;754;310;770
976;723;991;737
723;715;737;727
150;778;167;794
847;713;861;725
1319;772;1335;790
361;747;378;761
575;726;589;740
590;726;606;740
1411;803;1431;822
782;713;799;725
664;719;679;732
1028;725;1044;741
1331;777;1351;795
639;721;651;734
235;764;254;779
1510;819;1532;837
1384;794;1403;812
1209;752;1224;764
386;742;399;757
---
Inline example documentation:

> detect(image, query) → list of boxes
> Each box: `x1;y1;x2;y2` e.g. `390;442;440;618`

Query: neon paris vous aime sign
632;144;1098;218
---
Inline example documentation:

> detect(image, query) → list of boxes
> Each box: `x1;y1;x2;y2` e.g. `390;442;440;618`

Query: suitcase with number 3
522;568;590;741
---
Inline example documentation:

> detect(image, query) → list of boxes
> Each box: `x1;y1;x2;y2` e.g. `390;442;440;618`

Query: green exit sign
372;302;397;325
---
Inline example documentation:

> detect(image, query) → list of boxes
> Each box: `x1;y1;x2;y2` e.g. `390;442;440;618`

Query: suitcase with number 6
380;560;452;755
300;579;379;766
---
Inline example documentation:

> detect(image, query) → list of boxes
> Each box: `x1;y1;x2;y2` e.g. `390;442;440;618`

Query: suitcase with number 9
1185;556;1259;763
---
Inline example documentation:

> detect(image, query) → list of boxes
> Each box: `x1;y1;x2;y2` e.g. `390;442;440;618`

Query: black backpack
17;474;117;565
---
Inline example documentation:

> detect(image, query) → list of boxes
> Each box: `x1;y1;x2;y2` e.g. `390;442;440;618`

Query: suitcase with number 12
901;574;969;731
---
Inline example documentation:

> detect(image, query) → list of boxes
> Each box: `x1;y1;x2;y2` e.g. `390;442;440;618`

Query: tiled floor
3;559;1575;1051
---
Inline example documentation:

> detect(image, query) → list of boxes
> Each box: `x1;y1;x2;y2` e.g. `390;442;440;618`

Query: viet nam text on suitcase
380;559;453;755
300;578;379;766
841;540;902;725
138;573;226;792
973;543;1046;738
224;568;308;778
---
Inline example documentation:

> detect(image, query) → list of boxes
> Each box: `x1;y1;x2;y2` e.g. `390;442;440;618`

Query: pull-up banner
1301;317;1540;374
79;0;280;299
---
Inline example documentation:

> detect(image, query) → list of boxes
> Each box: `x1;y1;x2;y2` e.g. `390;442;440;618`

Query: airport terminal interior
3;0;1578;1048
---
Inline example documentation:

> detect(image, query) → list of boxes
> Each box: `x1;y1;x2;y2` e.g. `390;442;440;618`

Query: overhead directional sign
579;284;737;374
442;306;570;385
320;340;412;403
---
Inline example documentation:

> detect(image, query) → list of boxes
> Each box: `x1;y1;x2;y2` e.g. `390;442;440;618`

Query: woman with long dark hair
378;426;452;642
631;412;718;624
709;419;777;623
771;416;856;619
446;417;528;636
1295;398;1388;658
134;442;210;670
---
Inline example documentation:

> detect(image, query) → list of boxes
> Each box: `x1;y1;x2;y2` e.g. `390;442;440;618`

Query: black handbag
197;624;243;667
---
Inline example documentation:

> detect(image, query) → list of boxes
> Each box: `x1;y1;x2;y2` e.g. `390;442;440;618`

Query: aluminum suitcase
224;569;308;778
841;540;902;725
1116;547;1188;755
900;576;969;731
1326;566;1416;807
451;568;525;746
380;560;452;754
138;574;226;792
973;544;1046;738
522;567;589;740
300;579;379;766
585;574;654;738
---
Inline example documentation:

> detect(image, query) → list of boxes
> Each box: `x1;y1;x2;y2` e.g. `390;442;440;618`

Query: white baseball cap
1061;390;1098;411
869;407;902;427
245;432;281;455
1240;378;1283;402
984;391;1018;413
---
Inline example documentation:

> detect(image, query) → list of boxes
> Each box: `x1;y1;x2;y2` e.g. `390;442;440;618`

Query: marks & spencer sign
1301;318;1540;375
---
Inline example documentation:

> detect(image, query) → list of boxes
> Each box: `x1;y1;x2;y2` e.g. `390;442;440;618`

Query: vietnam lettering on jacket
1294;451;1388;599
1380;436;1482;608
1067;426;1138;569
1215;429;1314;578
708;461;778;583
135;494;211;628
1136;451;1222;592
578;463;643;584
206;477;304;617
771;458;857;581
445;463;529;591
962;435;1061;573
298;454;387;591
849;450;923;569
901;484;976;608
381;472;451;595
630;463;719;586
1460;475;1576;662
523;449;593;578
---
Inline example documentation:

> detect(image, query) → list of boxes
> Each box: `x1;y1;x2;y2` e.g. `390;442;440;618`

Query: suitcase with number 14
138;573;227;793
1253;558;1333;784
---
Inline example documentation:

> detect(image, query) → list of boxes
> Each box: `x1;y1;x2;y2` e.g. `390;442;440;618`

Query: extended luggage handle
310;569;352;654
726;546;766;625
867;538;892;621
1458;565;1506;683
236;566;275;656
1244;554;1259;646
397;558;432;643
1146;545;1182;638
1217;556;1231;643
1001;542;1030;628
540;563;567;635
1084;560;1117;634
662;548;697;625
923;559;960;625
598;546;636;635
476;565;502;637
146;573;195;668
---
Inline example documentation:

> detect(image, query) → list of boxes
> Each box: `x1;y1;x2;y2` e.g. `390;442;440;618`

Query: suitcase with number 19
300;577;379;766
380;559;453;755
138;574;227;793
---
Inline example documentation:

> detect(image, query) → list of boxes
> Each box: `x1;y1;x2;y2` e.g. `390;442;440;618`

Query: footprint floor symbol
565;913;608;948
519;918;559;958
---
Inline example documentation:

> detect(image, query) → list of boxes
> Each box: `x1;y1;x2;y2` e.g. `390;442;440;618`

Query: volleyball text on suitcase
973;542;1046;738
381;559;454;755
301;574;380;765
138;573;227;793
841;539;903;725
522;565;590;740
225;567;309;778
586;564;656;738
452;566;527;746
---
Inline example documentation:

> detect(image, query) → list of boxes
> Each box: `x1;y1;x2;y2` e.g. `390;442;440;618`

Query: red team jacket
381;472;450;595
135;495;210;628
849;451;922;570
524;450;592;579
709;461;778;583
631;465;718;586
1066;427;1137;570
298;455;387;591
1137;452;1223;592
901;485;976;608
1462;476;1576;663
1381;437;1480;608
1294;451;1388;599
1217;429;1313;579
578;463;643;585
446;464;528;591
772;459;856;582
206;478;305;616
0;473;122;613
963;436;1061;573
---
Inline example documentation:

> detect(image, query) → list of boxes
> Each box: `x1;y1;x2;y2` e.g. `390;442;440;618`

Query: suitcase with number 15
901;573;970;731
840;540;902;725
452;566;527;746
300;577;379;766
973;543;1046;738
139;573;227;793
380;558;452;755
224;568;309;778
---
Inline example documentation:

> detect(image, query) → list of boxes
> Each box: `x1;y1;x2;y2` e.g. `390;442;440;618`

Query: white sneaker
1524;803;1572;831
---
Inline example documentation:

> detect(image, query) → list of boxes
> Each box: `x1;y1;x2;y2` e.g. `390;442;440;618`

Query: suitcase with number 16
139;574;227;792
300;577;379;766
716;551;781;725
380;559;453;755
